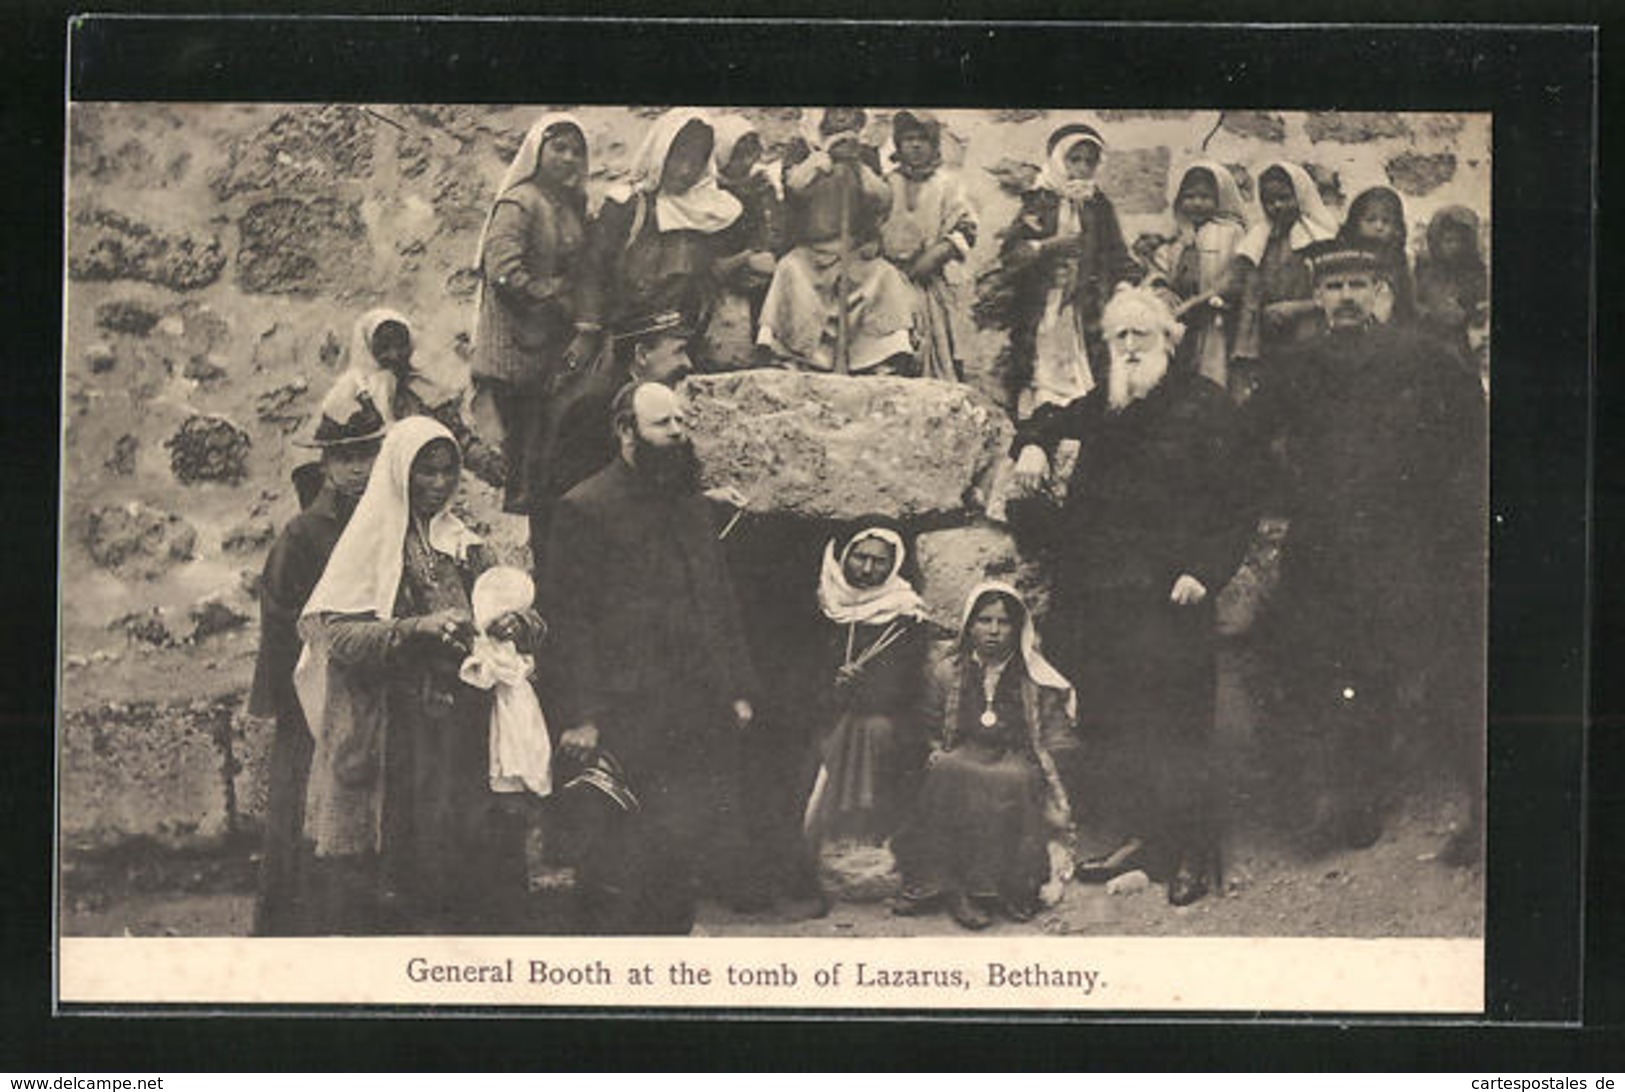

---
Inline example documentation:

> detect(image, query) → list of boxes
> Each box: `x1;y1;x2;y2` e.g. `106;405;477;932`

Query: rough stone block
914;522;1051;632
211;104;377;201
232;710;275;828
1305;111;1412;144
84;501;197;580
683;371;1014;522
166;414;252;485
1100;146;1172;216
95;299;161;336
235;196;369;296
60;699;234;850
68;207;227;290
1221;110;1287;142
1385;151;1458;197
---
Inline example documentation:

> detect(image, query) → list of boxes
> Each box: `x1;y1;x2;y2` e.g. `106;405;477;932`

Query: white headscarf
622;108;741;235
1036;129;1105;203
710;114;758;177
294;416;482;732
816;526;927;627
958;580;1076;721
472;112;586;317
1170;158;1250;241
1235;160;1337;266
327;307;413;424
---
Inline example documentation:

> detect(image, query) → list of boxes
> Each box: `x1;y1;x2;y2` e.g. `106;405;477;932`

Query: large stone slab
913;521;1052;633
60;697;235;850
683;371;1014;522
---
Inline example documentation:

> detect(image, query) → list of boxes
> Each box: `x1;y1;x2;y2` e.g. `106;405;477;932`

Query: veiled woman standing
1149;160;1250;391
294;417;537;934
471;113;591;556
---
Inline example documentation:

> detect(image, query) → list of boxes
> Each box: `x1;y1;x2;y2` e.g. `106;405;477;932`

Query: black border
7;7;1614;1071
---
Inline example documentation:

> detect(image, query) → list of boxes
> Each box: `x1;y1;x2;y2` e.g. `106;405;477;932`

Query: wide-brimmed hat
292;395;388;449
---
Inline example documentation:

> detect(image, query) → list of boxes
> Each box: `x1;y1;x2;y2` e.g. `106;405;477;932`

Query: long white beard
1106;350;1170;411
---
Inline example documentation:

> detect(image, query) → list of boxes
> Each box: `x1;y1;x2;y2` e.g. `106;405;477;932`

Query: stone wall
61;104;1489;848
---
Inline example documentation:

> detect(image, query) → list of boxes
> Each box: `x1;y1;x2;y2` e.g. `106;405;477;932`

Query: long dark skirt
253;708;317;936
893;744;1049;903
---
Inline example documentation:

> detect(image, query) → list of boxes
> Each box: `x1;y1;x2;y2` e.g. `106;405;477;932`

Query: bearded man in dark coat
540;379;759;934
1249;241;1487;861
1010;284;1253;906
249;396;385;935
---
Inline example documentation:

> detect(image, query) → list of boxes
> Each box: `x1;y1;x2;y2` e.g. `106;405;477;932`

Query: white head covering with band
1036;126;1105;204
622;108;742;235
958;579;1076;721
816;526;927;627
294;416;482;732
1235;159;1337;266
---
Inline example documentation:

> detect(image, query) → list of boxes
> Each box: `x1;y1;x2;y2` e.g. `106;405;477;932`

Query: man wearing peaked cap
1247;234;1488;863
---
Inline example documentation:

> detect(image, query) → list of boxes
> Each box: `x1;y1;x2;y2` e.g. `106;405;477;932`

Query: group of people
248;109;1488;937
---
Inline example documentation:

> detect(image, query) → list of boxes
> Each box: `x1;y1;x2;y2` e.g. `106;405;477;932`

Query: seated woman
294;417;541;935
757;108;917;375
574;109;744;368
892;582;1077;930
803;519;931;851
699;115;786;371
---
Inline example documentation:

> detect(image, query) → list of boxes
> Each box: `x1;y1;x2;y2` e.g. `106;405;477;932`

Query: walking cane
833;156;853;376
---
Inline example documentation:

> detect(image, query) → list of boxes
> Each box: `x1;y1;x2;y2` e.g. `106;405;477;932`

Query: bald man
540;380;758;934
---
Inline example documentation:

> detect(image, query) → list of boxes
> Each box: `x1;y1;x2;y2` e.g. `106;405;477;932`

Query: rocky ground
61;649;1483;941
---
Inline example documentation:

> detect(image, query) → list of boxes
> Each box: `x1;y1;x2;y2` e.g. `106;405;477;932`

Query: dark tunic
473;178;588;514
698;170;788;371
1233;234;1325;366
248;483;355;936
1013;372;1252;859
893;653;1069;904
1248;321;1487;802
982;187;1140;401
540;457;759;933
808;617;929;842
317;540;529;935
577;191;728;337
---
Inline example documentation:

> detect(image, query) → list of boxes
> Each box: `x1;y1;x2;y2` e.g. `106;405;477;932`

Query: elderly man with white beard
1010;285;1253;906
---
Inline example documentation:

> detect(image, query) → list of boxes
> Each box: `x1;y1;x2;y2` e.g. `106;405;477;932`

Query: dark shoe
950;893;992;931
1167;845;1221;908
1167;864;1210;907
890;890;941;917
1341;806;1383;850
999;895;1040;923
1074;837;1146;884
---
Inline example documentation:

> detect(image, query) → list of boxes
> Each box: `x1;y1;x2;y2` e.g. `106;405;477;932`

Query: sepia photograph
52;13;1595;1018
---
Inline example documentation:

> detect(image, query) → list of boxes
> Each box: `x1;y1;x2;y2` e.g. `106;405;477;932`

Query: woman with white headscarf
802;518;931;855
975;122;1141;417
471;112;590;550
891;582;1079;930
1148;159;1251;391
575;109;743;369
294;417;540;934
1230;160;1338;389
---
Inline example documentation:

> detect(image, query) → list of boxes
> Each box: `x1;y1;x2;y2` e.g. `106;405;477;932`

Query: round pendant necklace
980;707;998;729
